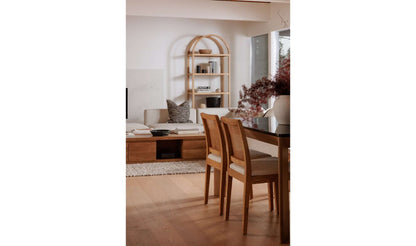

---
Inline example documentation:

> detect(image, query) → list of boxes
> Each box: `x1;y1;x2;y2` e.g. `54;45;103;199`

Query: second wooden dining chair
221;117;279;235
201;113;271;215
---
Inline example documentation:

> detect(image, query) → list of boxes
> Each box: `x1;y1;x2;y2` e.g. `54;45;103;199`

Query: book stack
197;86;211;92
208;61;217;73
172;128;201;135
132;129;152;135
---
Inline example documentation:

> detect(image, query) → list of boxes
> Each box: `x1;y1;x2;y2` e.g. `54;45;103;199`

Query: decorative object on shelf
206;97;221;108
185;34;231;108
199;49;212;54
215;88;220;93
200;103;207;108
233;56;290;123
198;63;211;74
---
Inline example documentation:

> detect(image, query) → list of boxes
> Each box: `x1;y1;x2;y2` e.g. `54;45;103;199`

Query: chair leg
268;181;274;211
243;182;250;235
249;184;254;200
224;175;232;221
274;179;279;216
204;165;211;204
219;168;227;215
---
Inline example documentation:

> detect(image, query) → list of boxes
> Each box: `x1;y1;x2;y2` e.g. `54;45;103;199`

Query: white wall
127;16;251;123
126;1;290;124
246;3;290;36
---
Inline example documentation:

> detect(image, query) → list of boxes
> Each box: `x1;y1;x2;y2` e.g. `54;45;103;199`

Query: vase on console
273;95;290;125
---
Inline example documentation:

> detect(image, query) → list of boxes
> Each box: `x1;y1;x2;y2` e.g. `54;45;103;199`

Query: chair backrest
201;113;226;160
221;117;251;177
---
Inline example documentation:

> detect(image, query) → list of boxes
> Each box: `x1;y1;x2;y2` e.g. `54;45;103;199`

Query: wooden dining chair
221;117;279;235
201;113;271;215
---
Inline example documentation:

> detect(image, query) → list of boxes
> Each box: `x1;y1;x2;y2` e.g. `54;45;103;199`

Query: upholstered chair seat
230;157;278;176
207;149;270;163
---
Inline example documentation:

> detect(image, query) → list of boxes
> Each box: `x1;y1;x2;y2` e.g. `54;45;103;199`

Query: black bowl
150;129;170;136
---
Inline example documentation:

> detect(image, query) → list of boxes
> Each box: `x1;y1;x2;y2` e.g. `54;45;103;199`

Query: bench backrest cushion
144;108;197;125
196;108;234;124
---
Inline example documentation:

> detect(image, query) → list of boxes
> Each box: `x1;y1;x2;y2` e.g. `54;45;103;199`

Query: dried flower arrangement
233;56;290;118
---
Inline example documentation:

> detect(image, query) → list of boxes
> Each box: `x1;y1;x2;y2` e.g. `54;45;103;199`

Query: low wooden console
126;134;206;164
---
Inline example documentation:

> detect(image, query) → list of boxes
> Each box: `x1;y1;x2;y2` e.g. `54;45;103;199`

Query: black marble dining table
241;117;290;137
242;117;290;244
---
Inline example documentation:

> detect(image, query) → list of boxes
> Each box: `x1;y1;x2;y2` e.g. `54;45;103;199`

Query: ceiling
215;0;289;3
127;0;290;22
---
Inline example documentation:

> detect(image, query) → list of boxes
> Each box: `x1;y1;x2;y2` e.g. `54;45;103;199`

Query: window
278;29;290;67
272;29;290;76
251;34;269;84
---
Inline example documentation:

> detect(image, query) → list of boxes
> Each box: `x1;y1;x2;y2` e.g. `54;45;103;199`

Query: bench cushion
144;108;197;125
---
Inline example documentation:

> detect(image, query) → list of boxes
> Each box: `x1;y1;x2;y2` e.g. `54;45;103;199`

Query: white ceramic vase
273;95;290;125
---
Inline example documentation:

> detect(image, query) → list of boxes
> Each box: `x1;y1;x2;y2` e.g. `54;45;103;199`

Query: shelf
187;54;230;57
188;92;230;96
188;73;229;76
186;34;231;108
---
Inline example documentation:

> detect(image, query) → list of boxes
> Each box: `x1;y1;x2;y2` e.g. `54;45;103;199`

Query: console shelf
126;134;206;163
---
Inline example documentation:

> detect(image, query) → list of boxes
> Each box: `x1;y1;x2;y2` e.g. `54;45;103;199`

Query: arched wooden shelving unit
185;34;231;108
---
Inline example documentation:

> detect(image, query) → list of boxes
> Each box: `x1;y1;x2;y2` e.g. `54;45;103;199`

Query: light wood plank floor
127;173;286;246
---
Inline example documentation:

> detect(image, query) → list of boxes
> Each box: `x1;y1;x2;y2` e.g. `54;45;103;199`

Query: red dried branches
233;57;290;118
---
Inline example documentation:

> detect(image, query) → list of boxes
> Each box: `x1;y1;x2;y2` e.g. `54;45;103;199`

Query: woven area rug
126;160;207;177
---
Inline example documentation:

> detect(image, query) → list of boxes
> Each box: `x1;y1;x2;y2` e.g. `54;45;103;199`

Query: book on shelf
197;86;210;89
196;85;211;93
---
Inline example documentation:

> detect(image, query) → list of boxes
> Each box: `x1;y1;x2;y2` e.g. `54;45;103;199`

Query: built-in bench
126;107;233;164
